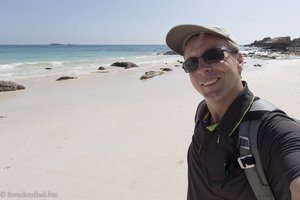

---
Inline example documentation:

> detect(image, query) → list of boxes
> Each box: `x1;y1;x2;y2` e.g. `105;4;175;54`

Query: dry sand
0;59;299;200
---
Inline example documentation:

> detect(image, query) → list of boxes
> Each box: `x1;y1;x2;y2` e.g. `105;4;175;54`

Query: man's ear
237;52;244;75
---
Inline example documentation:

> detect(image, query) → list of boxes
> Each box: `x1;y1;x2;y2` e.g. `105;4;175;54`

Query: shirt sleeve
258;111;300;199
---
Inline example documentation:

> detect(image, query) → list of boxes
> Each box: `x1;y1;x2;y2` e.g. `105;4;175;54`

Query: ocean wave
0;54;181;79
0;61;65;68
0;64;15;69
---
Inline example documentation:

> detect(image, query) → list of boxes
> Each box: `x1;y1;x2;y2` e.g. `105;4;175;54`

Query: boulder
290;38;300;47
157;51;178;55
0;81;25;92
140;71;164;80
287;47;300;55
160;67;173;72
111;62;139;69
45;67;52;70
250;36;291;51
98;66;106;70
162;51;178;55
56;76;78;81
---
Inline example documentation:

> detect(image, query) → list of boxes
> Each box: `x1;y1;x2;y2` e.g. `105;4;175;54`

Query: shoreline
1;58;300;199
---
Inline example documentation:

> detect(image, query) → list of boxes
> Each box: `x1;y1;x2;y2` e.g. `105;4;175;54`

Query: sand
0;58;299;200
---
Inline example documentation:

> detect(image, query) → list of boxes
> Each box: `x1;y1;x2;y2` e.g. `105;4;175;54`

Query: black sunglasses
183;47;237;73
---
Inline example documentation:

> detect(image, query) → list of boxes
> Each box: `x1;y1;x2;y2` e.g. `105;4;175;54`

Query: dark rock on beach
0;81;25;92
140;67;173;80
291;38;300;47
247;36;300;55
56;76;78;81
288;38;300;55
111;62;139;69
95;66;110;73
45;67;52;70
98;66;106;70
140;71;164;80
160;67;173;72
250;36;291;51
287;47;300;55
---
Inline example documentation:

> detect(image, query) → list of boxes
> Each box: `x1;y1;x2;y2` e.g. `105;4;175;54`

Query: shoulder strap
195;100;206;124
238;99;277;200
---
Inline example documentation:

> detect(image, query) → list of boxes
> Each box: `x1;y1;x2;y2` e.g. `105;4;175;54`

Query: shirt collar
218;81;254;136
201;81;254;136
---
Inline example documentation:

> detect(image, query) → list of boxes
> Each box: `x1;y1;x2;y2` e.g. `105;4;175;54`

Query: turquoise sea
2;45;298;80
0;45;176;79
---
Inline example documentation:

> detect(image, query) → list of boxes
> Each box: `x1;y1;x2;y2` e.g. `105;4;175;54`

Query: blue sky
1;0;300;45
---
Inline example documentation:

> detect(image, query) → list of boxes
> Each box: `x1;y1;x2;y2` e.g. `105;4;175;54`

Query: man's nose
196;60;211;74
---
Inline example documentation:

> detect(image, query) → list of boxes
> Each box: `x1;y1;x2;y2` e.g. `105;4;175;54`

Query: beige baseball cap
165;24;238;56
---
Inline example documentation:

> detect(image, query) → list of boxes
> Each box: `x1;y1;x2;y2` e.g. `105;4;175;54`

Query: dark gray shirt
187;82;300;200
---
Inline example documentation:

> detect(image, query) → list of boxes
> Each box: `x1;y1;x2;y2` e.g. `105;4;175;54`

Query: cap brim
166;24;235;56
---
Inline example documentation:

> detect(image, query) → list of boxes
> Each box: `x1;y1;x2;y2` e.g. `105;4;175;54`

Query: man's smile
201;78;221;87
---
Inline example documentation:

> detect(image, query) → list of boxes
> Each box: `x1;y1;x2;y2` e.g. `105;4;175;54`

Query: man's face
184;35;243;105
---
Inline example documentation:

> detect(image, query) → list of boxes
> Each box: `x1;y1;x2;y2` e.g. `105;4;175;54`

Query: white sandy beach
0;58;300;200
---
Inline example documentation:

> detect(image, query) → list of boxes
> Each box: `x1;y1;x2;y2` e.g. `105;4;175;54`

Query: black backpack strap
238;99;276;200
194;100;206;124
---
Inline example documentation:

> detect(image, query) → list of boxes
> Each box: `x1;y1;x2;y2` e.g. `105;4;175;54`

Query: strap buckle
239;136;251;150
237;155;255;169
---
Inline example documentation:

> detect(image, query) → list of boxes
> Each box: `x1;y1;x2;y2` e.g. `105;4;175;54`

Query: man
166;24;300;199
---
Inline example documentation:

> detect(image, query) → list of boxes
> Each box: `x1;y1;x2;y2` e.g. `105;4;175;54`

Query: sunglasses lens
183;57;199;73
202;48;225;64
183;48;227;73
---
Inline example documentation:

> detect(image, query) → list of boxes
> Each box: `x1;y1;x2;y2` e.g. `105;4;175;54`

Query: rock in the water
98;66;106;70
162;51;178;55
45;67;52;70
0;81;25;92
56;76;78;81
111;62;139;69
140;71;164;80
254;64;262;67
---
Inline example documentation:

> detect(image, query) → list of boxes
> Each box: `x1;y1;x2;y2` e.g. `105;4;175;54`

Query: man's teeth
203;79;218;86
